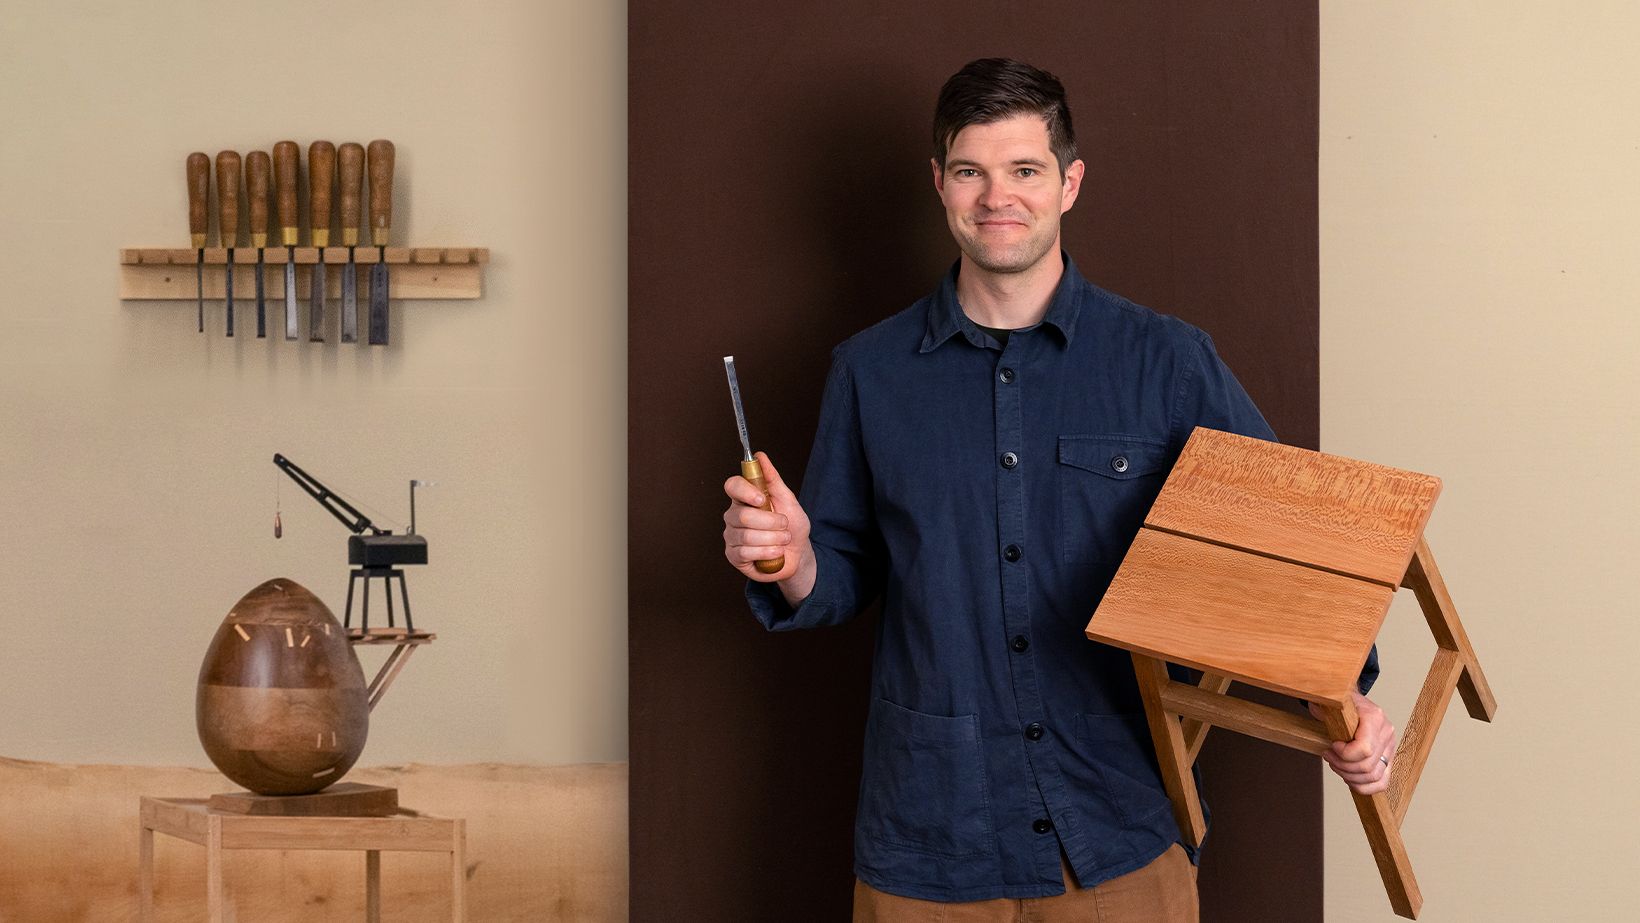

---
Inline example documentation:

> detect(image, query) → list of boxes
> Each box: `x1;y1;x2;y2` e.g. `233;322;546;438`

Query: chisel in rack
246;151;270;338
273;140;300;340
367;139;394;346
338;142;364;343
185;152;210;333
215;151;241;337
308;141;335;342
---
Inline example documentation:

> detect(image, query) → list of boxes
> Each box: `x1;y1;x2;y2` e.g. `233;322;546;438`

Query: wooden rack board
119;247;489;300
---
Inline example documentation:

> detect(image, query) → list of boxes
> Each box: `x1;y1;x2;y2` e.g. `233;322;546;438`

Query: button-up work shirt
746;255;1377;902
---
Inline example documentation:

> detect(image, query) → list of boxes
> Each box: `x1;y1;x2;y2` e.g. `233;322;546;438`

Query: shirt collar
919;251;1085;353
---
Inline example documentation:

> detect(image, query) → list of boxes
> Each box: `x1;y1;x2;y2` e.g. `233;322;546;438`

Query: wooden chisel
273;140;300;340
338;142;364;343
215;151;241;337
723;356;785;574
366;139;394;346
246;151;270;338
185;152;210;333
308;141;335;342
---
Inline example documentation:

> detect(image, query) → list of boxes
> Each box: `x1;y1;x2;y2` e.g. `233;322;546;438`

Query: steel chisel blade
368;260;389;345
284;256;299;340
341;260;358;342
310;254;326;341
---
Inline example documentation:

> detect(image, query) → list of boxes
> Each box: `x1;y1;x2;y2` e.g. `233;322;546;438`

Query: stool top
1146;427;1440;586
1087;428;1442;704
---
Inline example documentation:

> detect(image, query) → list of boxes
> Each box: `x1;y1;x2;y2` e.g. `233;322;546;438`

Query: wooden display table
139;794;466;922
1086;427;1495;920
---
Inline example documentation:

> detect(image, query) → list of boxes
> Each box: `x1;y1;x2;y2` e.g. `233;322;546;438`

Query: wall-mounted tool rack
118;247;489;300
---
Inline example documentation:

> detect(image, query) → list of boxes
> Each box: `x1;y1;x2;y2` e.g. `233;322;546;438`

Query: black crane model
273;453;428;633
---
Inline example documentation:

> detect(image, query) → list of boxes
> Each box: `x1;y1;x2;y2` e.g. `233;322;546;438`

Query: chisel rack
118;247;489;300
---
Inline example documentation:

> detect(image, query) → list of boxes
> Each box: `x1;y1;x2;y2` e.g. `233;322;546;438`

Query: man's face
932;114;1085;276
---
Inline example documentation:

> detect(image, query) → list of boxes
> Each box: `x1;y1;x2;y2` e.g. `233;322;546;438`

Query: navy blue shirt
747;255;1376;901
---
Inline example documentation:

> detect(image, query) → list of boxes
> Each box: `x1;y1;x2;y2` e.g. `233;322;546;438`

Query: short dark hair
933;58;1077;174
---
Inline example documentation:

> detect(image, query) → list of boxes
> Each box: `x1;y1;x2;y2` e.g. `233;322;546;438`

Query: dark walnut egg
196;579;369;795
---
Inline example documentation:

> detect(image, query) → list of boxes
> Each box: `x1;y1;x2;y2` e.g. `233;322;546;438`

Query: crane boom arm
273;453;387;536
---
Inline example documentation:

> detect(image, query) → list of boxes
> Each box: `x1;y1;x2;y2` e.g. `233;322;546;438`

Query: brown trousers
852;845;1198;923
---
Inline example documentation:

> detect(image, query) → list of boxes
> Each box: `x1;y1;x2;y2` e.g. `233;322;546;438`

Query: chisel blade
723;356;755;461
284;255;299;340
225;252;235;337
341;257;358;342
310;252;326;341
368;259;389;345
255;253;266;338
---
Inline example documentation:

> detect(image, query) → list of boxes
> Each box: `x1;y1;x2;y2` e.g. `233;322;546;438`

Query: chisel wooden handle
367;139;394;247
215;151;241;248
246;151;270;249
308;141;335;248
741;458;786;574
338;143;364;247
273;140;299;246
186;152;210;248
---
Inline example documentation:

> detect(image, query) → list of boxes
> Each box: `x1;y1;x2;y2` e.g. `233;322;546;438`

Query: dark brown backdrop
631;3;1321;919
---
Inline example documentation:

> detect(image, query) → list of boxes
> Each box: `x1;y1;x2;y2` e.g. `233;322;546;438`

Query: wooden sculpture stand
139;796;466;922
1087;428;1496;920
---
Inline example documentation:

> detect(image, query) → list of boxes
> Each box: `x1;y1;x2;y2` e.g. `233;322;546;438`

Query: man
721;59;1394;921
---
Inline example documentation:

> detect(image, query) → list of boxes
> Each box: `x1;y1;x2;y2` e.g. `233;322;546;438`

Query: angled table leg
451;817;468;922
1131;653;1206;846
1319;698;1422;919
206;814;225;923
139;815;154;922
367;850;382;922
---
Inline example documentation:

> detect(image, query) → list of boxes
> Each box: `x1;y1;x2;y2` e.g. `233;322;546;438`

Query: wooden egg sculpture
196;579;369;795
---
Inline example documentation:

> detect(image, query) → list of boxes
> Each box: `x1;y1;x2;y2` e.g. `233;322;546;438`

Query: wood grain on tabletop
1146;427;1441;586
1089;527;1391;706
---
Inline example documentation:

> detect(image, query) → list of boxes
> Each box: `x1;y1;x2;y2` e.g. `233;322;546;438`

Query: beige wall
0;2;626;767
1321;2;1638;919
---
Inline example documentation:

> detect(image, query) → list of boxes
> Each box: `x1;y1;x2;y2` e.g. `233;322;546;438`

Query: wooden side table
139;795;466;922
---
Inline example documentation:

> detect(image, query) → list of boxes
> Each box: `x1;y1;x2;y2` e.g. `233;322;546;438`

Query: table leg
451;818;467;922
139;821;154;922
366;850;381;923
206;815;225;923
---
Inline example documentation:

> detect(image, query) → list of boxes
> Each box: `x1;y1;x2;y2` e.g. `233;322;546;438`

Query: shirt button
1003;544;1022;563
1111;455;1130;474
1025;722;1044;741
999;367;1016;383
1010;635;1029;653
1000;451;1018;469
1033;818;1054;834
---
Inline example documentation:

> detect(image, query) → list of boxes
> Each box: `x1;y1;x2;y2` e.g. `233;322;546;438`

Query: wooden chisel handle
273;140;299;246
367;139;394;247
215;151;241;248
246;151;270;248
308;141;335;248
741;458;786;574
186;152;210;248
338;143;364;247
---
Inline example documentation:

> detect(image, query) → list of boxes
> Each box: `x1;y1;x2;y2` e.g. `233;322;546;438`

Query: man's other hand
1310;692;1398;796
722;452;817;606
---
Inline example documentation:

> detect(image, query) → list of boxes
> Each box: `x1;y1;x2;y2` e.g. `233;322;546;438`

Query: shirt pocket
859;698;996;859
1057;434;1172;565
1075;713;1175;827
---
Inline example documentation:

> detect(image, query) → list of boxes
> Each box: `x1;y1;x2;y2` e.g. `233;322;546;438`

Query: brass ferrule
281;228;298;246
740;458;764;482
341;228;359;246
191;233;207;249
250;232;267;249
371;227;390;247
312;229;330;248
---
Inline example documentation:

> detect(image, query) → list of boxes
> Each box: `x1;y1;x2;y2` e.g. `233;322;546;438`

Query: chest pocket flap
1057;435;1173;564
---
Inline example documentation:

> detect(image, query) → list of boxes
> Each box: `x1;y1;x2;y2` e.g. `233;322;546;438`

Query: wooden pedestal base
208;782;399;817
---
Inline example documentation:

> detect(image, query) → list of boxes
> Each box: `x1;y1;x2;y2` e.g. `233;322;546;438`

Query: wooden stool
1085;427;1495;920
138;795;466;922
